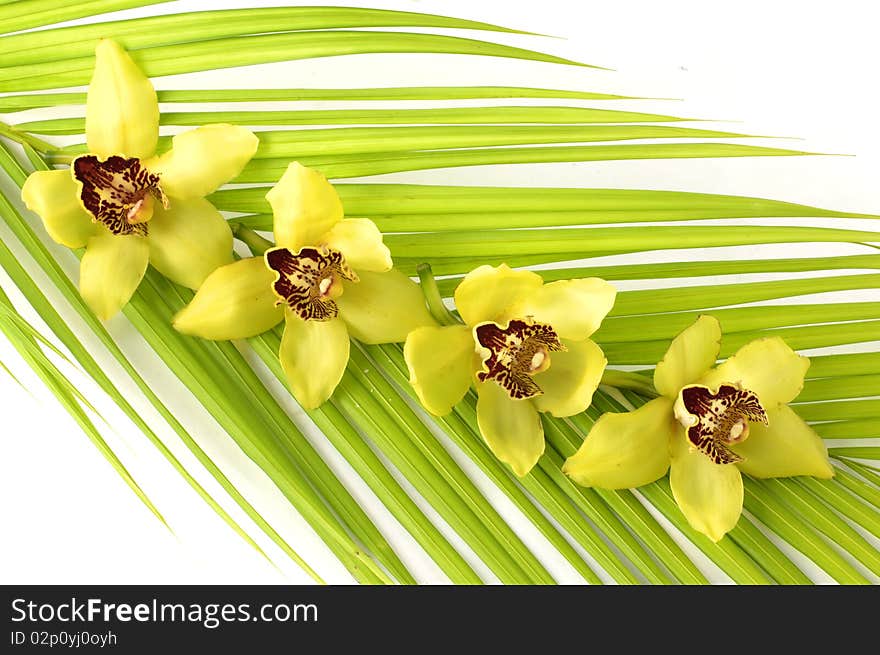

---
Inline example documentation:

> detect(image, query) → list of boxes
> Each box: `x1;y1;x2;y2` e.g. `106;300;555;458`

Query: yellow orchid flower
20;39;258;320
563;315;833;542
173;162;435;409
404;264;616;476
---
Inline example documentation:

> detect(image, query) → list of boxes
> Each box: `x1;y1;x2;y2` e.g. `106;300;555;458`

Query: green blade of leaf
0;31;592;92
418;254;880;297
812;419;879;439
794;400;880;423
309;399;481;584
760;478;880;577
394;253;607;278
594;486;710;584
609;274;880;317
187;124;751;160
382;225;878;260
54;124;750;162
385;249;880;281
0;86;636;111
744;481;871;584
233;209;880;235
214;184;867;222
0;6;537;65
602;321;880;365
832;462;880;508
800;375;880;403
0;355;22;386
234;143;813;182
0;0;167;36
829;447;880;460
795;477;880;539
527;254;880;284
723;517;813;585
596;302;880;345
26;106;689;137
807;352;880;379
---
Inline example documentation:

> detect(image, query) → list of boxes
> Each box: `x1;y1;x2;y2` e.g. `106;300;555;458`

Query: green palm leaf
1;1;877;585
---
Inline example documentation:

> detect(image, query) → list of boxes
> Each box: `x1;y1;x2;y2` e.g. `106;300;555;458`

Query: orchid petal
322;218;391;273
532;338;606;417
150;124;258;199
79;232;148;320
148;196;233;290
85;39;158;159
279;312;349;409
267;162;343;251
733;405;833;479
670;430;743;542
21;170;97;248
513;278;616;340
454;264;542;326
404;325;474;416
654;315;721;399
563;397;674;489
173;257;283;340
700;337;809;407
336;269;435;344
476;379;544;477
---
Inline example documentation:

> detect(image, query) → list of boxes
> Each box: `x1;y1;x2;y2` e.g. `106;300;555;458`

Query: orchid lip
474;318;565;400
675;382;769;465
265;245;357;321
72;154;167;237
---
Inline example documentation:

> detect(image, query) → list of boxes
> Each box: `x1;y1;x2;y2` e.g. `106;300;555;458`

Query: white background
0;0;878;584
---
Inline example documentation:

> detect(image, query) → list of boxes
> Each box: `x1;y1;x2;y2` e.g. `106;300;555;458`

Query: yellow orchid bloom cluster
22;40;258;320
563;315;833;541
17;40;835;548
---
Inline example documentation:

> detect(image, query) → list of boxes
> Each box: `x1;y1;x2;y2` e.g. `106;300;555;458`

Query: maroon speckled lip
72;154;167;237
475;318;565;400
680;384;769;464
265;245;357;321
